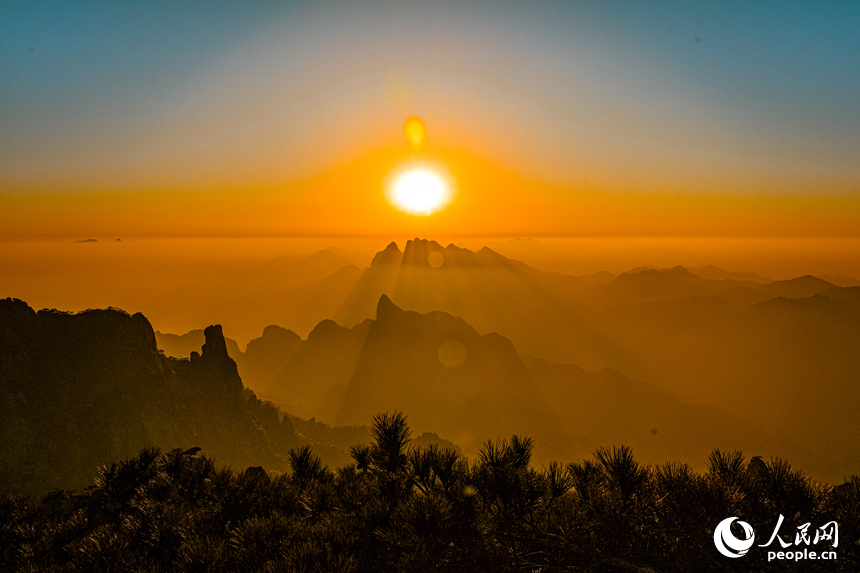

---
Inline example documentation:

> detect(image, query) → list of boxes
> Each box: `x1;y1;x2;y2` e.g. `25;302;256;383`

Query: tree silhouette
1;414;858;572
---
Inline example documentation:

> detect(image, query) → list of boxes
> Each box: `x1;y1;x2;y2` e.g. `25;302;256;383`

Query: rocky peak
370;241;403;267
402;238;443;264
307;319;347;342
376;294;405;323
245;325;302;356
185;324;244;408
202;324;229;360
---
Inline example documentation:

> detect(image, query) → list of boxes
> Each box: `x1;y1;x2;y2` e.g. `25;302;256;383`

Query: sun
386;165;453;216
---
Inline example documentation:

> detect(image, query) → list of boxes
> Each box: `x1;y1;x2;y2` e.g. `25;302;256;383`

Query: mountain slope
334;238;604;368
265;295;797;472
335;295;570;458
272;295;572;460
0;298;301;494
146;248;363;343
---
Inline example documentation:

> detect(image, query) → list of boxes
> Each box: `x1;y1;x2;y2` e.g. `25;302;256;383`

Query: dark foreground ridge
1;412;857;572
0;298;306;493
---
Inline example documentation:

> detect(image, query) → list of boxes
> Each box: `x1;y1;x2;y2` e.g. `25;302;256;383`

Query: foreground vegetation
1;413;857;573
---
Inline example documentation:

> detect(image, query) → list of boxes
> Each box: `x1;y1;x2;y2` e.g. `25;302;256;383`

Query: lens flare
386;164;454;216
404;116;426;149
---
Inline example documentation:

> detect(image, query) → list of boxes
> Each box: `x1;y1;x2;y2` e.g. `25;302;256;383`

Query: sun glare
387;166;453;216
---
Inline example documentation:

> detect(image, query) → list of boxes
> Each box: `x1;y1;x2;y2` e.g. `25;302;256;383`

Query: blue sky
2;0;858;194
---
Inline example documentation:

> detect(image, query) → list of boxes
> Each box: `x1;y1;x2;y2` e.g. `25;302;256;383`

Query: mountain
261;295;798;473
5;275;853;487
150;240;844;402
485;237;693;276
823;285;860;304
155;328;243;359
336;239;591;326
145;248;364;343
595;265;731;306
0;298;304;494
238;325;303;392
594;287;860;482
89;238;859;482
333;241;840;368
155;324;303;394
337;295;571;457
334;238;600;368
752;274;837;299
270;295;574;461
264;318;371;422
593;266;837;308
819;274;860;287
526;359;788;470
221;240;855;481
688;264;771;283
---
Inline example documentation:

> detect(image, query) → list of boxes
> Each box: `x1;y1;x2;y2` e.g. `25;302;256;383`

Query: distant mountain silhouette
822;285;860;304
333;241;844;367
146;248;363;342
271;295;573;460
331;242;841;394
334;238;600;368
265;317;371;421
596;286;860;482
339;295;571;457
595;266;836;308
238;325;303;391
754;274;837;299
526;359;785;469
688;264;771;283
80;238;860;483
485;237;692;275
155;328;243;359
142;239;860;481
596;265;721;306
259;295;793;471
147;240;842;390
156;324;302;393
819;274;860;287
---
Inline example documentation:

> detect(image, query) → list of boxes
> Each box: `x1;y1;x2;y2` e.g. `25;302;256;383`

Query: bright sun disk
387;167;452;216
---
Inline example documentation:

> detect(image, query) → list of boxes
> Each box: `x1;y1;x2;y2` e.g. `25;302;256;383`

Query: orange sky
2;2;859;240
2;141;859;239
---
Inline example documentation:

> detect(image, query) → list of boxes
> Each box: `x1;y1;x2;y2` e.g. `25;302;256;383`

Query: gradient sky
2;1;859;238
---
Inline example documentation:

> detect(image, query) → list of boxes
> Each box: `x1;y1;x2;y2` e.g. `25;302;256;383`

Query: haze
2;1;860;488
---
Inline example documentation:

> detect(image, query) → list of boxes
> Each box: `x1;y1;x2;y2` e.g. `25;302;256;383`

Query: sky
1;0;859;238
